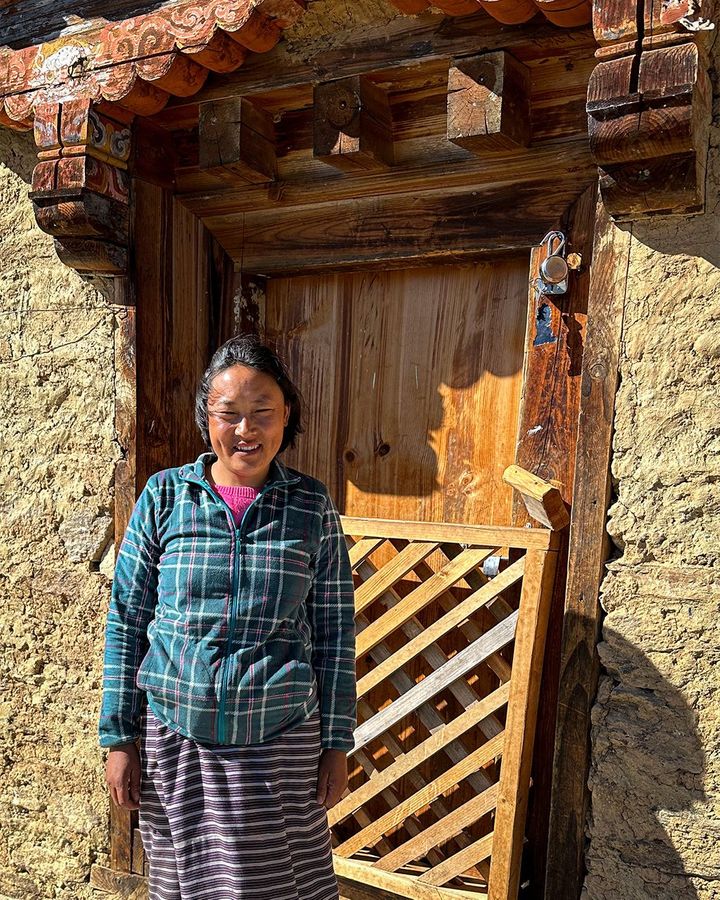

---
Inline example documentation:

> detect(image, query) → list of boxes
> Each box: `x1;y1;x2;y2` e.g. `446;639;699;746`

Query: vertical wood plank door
266;260;529;526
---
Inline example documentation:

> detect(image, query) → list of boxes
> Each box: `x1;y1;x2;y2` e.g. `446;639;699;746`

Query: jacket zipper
212;481;273;744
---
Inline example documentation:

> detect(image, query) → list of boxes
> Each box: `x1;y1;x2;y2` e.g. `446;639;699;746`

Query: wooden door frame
92;161;624;900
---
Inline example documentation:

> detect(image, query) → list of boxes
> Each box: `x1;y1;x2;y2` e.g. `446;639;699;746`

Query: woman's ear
284;403;290;427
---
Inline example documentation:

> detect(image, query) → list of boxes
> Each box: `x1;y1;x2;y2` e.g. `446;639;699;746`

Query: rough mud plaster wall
0;128;120;899
584;44;720;900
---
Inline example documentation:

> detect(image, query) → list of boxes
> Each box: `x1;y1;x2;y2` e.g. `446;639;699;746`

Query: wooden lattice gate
332;517;558;900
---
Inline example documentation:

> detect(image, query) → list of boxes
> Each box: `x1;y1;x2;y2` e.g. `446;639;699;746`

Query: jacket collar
179;451;302;489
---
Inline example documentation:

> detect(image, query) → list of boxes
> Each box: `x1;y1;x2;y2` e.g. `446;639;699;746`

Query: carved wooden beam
587;0;713;219
30;101;131;275
313;77;394;172
447;51;531;153
199;97;277;183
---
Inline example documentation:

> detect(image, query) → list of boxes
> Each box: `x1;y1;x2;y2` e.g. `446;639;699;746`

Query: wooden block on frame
199;97;276;184
313;76;394;172
447;51;531;152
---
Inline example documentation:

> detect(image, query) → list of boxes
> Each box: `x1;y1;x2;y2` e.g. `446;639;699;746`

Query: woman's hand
105;743;141;810
316;748;348;809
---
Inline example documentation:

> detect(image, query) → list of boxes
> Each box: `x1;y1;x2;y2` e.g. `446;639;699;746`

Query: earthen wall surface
583;40;720;900
0;128;118;900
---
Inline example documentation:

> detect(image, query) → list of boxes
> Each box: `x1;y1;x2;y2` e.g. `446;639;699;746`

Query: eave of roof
0;0;590;130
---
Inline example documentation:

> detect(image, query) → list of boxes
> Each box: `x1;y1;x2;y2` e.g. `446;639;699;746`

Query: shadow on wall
581;615;707;899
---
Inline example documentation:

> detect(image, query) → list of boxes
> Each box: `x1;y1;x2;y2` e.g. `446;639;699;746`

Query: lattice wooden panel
332;517;558;900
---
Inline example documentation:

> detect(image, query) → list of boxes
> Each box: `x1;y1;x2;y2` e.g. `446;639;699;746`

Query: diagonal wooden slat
355;551;509;747
352;611;519;753
354;560;502;795
355;698;452;867
336;732;505;858
348;536;386;568
355;541;439;614
357;556;525;698
355;547;494;657
331;682;511;827
419;832;495;886
354;609;487;857
413;546;515;683
375;782;500;872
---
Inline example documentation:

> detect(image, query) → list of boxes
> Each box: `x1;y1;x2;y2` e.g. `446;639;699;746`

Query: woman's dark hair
195;334;304;453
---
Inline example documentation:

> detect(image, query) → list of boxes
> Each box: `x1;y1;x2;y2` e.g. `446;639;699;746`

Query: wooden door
266;259;529;525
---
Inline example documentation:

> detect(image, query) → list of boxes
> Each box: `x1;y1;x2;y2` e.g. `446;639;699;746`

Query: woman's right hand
105;743;141;810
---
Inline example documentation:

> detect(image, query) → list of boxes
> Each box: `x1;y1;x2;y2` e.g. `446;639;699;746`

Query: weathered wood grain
0;1;159;48
314;76;393;171
269;260;529;524
544;201;631;900
205;180;591;274
447;52;530;152
89;863;147;898
199;96;277;183
163;18;595;111
512;184;595;898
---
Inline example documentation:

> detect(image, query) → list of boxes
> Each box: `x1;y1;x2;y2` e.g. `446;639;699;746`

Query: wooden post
544;202;631;899
447;51;531;153
313;76;394;171
511;185;595;897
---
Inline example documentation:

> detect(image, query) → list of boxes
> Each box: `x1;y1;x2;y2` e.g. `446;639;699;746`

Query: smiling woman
99;334;356;900
206;366;290;488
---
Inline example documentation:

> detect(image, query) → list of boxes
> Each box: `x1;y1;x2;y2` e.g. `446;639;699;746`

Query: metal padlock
538;231;568;295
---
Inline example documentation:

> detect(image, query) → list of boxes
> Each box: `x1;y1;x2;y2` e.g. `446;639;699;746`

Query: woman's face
206;364;290;488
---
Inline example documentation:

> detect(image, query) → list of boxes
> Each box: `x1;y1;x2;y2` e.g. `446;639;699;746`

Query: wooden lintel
313;76;394;172
203;178;592;275
199;96;277;184
448;51;531;152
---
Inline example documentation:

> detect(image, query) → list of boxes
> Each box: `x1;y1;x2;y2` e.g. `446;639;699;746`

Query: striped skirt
138;701;340;900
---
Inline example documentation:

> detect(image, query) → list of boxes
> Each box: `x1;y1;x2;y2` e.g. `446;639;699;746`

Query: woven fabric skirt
138;701;340;900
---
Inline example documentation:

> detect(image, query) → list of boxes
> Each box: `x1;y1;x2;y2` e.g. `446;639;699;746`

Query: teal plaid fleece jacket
99;452;357;751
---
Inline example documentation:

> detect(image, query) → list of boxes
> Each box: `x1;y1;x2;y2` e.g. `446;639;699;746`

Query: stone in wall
583;42;720;900
0;127;120;899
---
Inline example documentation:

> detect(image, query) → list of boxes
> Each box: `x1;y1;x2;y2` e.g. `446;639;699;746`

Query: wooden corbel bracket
313;76;394;172
447;51;531;153
30;101;132;275
588;0;713;219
